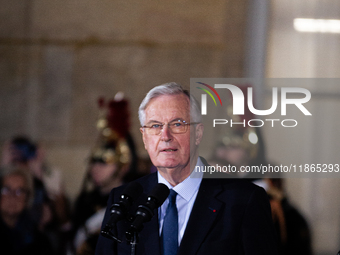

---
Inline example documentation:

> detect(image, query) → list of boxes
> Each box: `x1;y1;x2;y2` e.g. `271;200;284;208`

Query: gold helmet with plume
90;92;131;167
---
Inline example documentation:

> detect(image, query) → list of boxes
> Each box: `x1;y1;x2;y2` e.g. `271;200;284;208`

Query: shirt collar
157;157;203;202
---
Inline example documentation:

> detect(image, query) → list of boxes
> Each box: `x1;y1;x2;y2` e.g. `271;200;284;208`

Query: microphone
101;181;143;241
126;183;170;241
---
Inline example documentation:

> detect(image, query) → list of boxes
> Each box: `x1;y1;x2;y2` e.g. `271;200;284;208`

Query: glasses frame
1;186;29;198
142;120;200;135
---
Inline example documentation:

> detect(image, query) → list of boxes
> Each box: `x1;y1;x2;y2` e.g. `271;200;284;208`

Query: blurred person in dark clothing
1;136;71;254
0;166;54;255
71;94;141;255
266;178;313;255
1;136;70;224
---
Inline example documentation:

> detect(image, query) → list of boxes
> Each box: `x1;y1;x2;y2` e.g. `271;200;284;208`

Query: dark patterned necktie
162;189;178;255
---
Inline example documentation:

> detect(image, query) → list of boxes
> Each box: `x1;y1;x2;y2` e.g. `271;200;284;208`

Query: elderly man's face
141;94;200;175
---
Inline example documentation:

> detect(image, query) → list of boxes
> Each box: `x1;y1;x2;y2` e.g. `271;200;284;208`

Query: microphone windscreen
148;183;170;206
121;181;143;199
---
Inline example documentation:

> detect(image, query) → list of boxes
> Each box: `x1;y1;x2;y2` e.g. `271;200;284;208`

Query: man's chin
154;159;190;171
156;163;179;169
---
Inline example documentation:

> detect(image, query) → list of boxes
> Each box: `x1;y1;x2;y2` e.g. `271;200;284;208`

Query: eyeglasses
142;119;200;135
1;186;28;198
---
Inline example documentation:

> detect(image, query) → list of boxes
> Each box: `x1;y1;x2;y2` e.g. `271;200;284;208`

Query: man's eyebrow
170;118;185;122
145;120;162;125
146;118;185;124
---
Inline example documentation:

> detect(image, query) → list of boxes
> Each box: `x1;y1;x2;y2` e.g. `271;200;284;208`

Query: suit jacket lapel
178;178;223;255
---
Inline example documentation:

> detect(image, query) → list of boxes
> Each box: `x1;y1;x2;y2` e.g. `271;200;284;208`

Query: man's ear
140;127;147;149
195;123;204;146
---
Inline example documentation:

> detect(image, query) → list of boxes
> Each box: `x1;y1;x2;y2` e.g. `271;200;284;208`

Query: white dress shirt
158;157;204;245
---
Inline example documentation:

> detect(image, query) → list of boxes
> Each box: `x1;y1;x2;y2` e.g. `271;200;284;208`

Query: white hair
138;82;201;126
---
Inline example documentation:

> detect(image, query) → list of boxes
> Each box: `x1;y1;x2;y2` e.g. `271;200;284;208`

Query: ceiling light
294;18;340;33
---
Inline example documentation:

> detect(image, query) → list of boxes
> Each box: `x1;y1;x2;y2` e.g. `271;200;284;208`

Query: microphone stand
102;224;139;255
129;231;138;255
100;225;122;244
101;221;140;255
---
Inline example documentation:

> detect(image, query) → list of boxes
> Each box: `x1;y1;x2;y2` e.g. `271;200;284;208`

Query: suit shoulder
204;178;268;201
214;178;262;189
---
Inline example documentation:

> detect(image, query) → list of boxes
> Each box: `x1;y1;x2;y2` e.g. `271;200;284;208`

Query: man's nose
160;124;172;141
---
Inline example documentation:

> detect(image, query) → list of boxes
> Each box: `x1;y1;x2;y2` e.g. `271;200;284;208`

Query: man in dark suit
96;82;278;255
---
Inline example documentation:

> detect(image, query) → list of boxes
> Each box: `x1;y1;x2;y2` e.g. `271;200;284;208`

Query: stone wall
0;0;248;200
